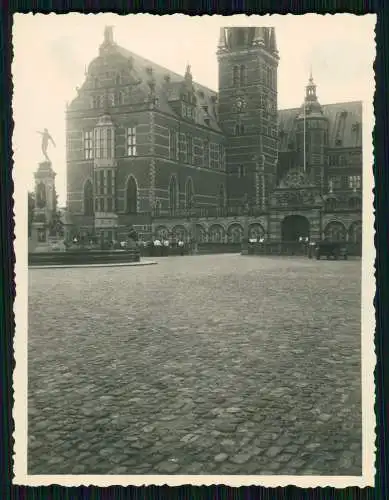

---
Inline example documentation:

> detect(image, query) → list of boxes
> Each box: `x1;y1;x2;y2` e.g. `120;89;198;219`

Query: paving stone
28;256;362;475
230;453;252;465
214;453;228;463
266;446;282;458
156;461;180;473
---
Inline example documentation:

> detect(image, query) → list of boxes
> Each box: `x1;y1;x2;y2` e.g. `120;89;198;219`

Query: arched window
228;224;244;243
169;176;178;214
84;180;94;216
126;176;138;214
209;224;225;243
185;177;194;209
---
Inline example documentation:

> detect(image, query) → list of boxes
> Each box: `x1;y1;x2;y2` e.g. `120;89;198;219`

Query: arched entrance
281;215;310;242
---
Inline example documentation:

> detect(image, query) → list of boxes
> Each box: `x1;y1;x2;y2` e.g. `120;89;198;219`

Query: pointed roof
278;100;362;150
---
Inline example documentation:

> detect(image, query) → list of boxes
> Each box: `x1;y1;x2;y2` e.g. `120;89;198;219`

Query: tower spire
305;69;317;103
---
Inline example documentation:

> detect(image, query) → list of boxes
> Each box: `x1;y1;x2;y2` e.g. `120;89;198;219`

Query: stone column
241;213;249;255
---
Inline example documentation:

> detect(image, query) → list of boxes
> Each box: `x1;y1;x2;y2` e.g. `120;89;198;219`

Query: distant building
65;26;362;249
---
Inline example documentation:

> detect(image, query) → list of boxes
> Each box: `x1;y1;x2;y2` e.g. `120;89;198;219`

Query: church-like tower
217;27;279;208
295;72;329;192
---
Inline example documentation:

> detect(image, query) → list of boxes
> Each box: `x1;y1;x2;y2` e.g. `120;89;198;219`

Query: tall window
83;180;94;216
169;130;177;160
107;170;112;195
180;134;187;163
238;165;246;178
100;129;106;158
329;175;341;190
185;177;194;209
127;127;137;156
210;143;220;169
220;145;225;170
94;127;114;159
169;176;178;213
203;140;210;168
107;129;113;159
99;170;104;195
348;175;361;189
187;134;193;164
84;131;93;159
126;176;138;213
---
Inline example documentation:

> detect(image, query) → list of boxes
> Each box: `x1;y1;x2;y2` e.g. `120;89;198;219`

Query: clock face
236;97;246;111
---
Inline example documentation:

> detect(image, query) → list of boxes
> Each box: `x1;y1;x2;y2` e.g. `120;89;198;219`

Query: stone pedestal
31;221;51;253
29;161;57;253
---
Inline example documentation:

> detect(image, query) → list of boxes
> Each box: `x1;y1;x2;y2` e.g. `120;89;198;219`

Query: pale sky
12;13;376;205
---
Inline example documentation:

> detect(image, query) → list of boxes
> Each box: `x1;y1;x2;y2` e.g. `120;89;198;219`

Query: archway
281;215;310;242
171;225;187;241
84;179;94;216
249;223;265;240
169;176;178;213
126;176;138;214
324;221;347;241
155;226;169;241
227;223;244;243
209;224;225;243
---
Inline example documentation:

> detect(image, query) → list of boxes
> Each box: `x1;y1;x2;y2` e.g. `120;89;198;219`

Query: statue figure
37;129;56;162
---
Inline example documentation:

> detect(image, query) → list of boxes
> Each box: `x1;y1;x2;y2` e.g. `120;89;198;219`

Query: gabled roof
114;45;221;131
278;101;362;150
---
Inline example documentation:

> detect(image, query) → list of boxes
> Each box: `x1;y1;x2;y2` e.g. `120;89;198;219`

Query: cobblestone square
28;255;362;475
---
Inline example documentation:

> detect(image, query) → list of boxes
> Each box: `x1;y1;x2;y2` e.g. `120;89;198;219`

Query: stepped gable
278;101;362;151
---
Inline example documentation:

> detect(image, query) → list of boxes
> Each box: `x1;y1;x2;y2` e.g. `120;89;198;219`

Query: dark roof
115;45;221;131
278;100;362;150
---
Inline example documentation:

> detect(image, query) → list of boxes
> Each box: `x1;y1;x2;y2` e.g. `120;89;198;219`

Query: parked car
315;241;348;260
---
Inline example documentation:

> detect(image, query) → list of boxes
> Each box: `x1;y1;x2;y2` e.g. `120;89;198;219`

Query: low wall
29;249;141;266
140;243;242;257
247;241;362;257
197;243;242;254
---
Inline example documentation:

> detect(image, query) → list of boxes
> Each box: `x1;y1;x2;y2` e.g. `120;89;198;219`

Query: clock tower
217;27;279;209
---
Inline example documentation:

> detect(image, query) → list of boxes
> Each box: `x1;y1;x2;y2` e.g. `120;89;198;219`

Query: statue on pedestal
37;128;56;162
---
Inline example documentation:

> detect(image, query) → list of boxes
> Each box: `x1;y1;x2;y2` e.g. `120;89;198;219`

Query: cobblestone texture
28;255;362;475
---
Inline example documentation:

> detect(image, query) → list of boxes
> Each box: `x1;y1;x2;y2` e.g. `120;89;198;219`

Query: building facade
66;26;362;248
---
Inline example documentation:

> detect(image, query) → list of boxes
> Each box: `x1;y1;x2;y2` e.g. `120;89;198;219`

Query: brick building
66;26;362;249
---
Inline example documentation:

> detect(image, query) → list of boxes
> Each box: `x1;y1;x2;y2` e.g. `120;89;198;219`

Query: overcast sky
12;13;376;205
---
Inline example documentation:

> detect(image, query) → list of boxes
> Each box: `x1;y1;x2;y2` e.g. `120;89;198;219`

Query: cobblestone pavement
28;255;362;475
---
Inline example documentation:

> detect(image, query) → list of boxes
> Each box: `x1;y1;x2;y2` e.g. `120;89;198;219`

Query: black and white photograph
13;13;375;487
